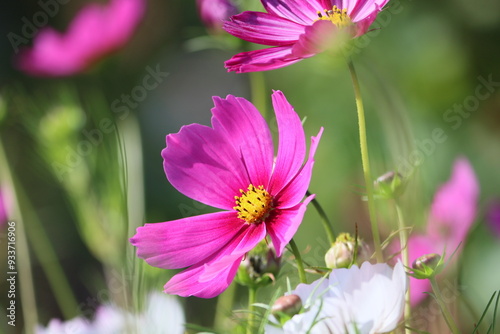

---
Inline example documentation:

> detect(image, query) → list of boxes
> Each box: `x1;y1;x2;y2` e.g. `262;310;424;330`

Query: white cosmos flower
36;292;185;334
267;261;407;334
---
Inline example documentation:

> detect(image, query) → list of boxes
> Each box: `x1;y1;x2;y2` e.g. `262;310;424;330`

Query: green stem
249;71;267;119
306;190;335;245
346;59;383;262
429;278;460;334
0;139;38;331
395;201;411;333
16;186;79;319
214;282;236;331
247;286;257;334
289;238;307;284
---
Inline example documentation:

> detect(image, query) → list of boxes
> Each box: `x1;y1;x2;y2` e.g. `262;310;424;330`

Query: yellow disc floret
316;6;352;28
234;185;273;224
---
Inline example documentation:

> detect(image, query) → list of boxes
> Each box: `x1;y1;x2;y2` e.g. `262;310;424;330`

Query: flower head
267;262;407;334
16;0;145;77
392;157;479;305
197;0;238;31
36;292;184;334
130;91;322;298
224;0;389;73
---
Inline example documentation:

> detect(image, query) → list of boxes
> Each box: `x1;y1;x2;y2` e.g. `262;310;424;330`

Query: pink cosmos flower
395;158;479;305
130;91;323;298
16;0;145;77
224;0;389;73
197;0;238;31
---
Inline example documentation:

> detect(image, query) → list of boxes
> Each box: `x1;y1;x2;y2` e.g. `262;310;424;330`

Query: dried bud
271;294;302;316
325;233;369;269
374;171;405;199
235;241;280;288
410;253;444;279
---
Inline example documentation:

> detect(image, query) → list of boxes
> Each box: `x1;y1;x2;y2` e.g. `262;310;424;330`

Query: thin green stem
429;278;460;334
306;190;335;244
249;71;267;119
214;282;236;331
16;186;79;319
395;200;411;333
247;286;257;334
0;139;38;331
346;59;383;262
289;238;307;284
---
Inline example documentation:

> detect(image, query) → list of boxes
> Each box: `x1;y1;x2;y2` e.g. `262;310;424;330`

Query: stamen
315;5;351;28
233;184;273;224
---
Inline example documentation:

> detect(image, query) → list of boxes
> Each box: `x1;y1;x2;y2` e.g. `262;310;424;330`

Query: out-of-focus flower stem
0;139;38;329
214;282;236;331
429;277;460;334
289;238;307;284
16;185;79;319
306;190;335;244
249;71;267;119
347;59;383;263
395;200;411;333
247;286;257;334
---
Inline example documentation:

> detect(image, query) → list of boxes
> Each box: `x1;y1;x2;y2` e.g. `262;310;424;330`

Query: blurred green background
1;0;500;332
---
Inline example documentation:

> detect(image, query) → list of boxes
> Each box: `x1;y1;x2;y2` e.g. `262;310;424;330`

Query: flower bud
374;171;405;199
325;233;368;269
410;253;444;279
235;241;281;288
271;294;302;319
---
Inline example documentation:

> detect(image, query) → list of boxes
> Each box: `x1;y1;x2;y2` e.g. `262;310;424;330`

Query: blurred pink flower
0;186;12;227
486;200;500;238
16;0;145;77
396;158;479;305
197;0;238;31
224;0;389;73
130;91;322;298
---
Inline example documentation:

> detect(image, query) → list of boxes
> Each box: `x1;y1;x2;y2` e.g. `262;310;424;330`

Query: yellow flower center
234;185;273;224
316;6;352;28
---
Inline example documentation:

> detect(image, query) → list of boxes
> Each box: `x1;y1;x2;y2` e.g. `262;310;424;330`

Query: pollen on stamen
234;184;273;224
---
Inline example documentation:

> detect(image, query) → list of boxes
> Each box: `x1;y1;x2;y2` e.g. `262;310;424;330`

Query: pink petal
164;222;266;298
266;194;314;257
353;12;378;37
427;157;479;250
130;211;255;269
163;123;250;210
262;0;324;25
225;46;302;73
275;128;323;209
348;0;389;22
290;20;339;59
211;95;274;187
164;256;243;298
268;91;306;196
224;11;306;46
